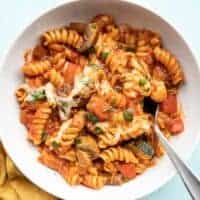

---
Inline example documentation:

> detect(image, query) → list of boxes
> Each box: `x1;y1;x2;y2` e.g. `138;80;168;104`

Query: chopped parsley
91;23;97;29
123;110;133;122
41;131;47;143
87;46;95;54
101;51;109;61
125;47;135;52
74;138;81;145
94;127;104;135
123;178;130;182
138;78;147;87
86;112;99;124
31;90;46;101
61;102;68;108
51;141;60;149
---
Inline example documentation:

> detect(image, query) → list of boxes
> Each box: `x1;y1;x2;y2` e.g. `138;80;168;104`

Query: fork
154;107;200;200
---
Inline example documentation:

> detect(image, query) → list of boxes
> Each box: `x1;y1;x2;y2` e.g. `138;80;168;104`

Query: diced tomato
160;94;177;114
118;163;136;179
63;62;82;85
87;96;110;121
167;118;184;134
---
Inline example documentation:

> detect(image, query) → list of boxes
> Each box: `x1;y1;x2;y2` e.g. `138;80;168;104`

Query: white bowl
0;0;200;199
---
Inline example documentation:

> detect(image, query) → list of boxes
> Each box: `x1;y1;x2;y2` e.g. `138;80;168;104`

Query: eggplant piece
126;140;154;159
79;23;99;52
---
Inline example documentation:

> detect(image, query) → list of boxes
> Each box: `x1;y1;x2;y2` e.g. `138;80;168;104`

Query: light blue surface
0;1;199;200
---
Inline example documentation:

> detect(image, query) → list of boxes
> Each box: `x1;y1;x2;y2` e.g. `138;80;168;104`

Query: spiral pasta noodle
83;175;107;189
28;103;52;145
154;47;184;85
100;147;138;163
42;28;83;49
58;111;86;149
22;60;51;76
47;69;64;88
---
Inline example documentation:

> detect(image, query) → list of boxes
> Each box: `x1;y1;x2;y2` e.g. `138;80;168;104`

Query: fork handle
155;125;200;200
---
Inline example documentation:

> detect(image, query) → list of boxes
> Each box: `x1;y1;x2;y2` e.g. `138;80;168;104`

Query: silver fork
154;107;200;200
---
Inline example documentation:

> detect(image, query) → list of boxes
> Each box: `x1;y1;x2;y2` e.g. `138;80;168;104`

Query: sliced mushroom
75;135;99;159
78;23;99;52
69;22;87;34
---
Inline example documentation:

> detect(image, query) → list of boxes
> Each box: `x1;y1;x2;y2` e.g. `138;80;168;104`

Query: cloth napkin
0;142;57;200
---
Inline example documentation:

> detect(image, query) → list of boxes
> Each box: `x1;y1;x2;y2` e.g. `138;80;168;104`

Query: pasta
47;69;64;88
15;14;185;189
42;28;83;49
28;103;52;145
99;147;138;163
22;60;51;76
83;175;107;189
153;47;184;85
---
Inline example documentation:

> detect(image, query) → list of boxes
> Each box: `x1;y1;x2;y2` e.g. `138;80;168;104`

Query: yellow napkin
0;143;57;200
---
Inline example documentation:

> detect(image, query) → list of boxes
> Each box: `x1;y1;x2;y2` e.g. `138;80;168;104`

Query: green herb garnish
31;90;46;101
125;47;135;52
86;112;99;124
138;78;147;87
94;127;103;135
61;102;68;108
123;110;133;122
88;46;95;54
51;141;60;149
101;51;109;61
91;23;97;29
41;131;47;143
74;138;81;145
123;178;130;183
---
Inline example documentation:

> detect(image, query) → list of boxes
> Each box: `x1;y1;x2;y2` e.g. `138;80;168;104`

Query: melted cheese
44;83;57;106
51;119;72;143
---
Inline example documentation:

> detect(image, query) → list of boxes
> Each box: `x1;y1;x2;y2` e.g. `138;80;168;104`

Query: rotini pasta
153;47;184;85
42;28;83;49
22;60;51;76
83;175;107;189
99;147;138;163
15;14;185;189
47;69;64;88
28;103;52;145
